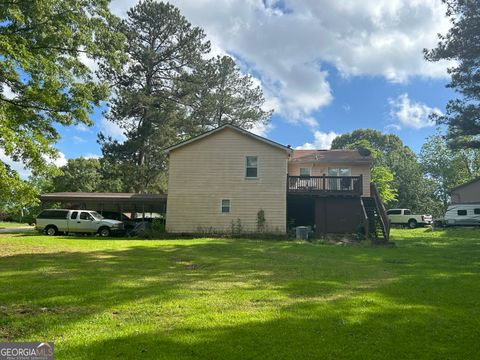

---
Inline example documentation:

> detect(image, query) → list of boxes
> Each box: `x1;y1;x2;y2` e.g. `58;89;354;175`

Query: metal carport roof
40;192;167;214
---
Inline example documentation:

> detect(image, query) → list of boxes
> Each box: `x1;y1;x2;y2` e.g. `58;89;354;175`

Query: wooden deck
287;175;363;196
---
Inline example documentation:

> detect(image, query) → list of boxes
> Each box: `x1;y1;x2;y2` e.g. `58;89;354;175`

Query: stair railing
360;198;370;239
370;183;390;241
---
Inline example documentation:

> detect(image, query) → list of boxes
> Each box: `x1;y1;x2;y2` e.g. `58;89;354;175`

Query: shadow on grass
59;294;478;360
0;230;479;359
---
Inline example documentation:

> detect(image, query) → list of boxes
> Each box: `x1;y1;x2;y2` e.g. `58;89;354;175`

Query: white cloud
0;150;31;178
72;136;87;144
109;0;452;148
302;117;320;129
385;123;402;132
388;93;442;129
2;85;16;100
0;150;68;179
75;123;92;132
82;153;101;160
100;118;127;142
110;0;451;123
249;122;274;137
45;151;68;168
296;131;340;150
79;51;100;80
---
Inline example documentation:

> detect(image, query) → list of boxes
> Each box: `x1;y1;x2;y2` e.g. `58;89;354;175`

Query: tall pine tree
424;0;480;149
100;0;272;193
99;0;210;193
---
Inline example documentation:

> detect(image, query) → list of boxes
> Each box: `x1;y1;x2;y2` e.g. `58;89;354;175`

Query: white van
443;203;480;227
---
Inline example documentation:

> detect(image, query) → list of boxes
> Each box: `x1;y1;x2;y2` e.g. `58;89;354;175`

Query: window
245;156;258;178
300;167;311;177
70;211;78;220
474;208;480;215
37;210;68;219
458;210;467;216
221;199;231;213
80;212;93;220
404;210;411;215
387;210;402;215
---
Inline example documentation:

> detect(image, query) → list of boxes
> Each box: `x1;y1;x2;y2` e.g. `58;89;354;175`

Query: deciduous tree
52;158;102;193
0;0;123;202
331;129;428;211
420;129;480;208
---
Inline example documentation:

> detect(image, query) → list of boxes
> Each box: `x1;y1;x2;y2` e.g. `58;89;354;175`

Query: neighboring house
450;177;480;204
165;124;389;241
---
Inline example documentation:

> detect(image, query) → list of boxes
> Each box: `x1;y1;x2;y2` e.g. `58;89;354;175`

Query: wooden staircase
361;183;390;243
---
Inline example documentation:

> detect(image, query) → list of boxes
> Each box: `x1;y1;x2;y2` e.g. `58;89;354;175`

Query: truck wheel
98;227;111;237
408;219;417;229
45;226;58;236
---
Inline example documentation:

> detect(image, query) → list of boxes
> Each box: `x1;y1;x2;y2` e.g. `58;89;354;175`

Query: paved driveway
0;226;34;233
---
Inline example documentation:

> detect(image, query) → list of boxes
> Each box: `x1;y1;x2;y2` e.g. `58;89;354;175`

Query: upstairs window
300;167;311;177
221;199;231;213
246;156;258;178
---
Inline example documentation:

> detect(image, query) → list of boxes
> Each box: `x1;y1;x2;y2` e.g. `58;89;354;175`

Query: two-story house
165;124;389;241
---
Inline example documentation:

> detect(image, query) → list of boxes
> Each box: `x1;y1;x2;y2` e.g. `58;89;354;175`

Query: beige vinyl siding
166;127;288;233
288;162;371;196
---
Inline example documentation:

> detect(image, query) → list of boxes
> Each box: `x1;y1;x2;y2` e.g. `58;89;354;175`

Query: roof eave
164;124;292;154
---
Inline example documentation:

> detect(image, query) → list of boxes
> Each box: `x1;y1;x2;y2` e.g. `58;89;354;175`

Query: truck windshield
90;212;104;220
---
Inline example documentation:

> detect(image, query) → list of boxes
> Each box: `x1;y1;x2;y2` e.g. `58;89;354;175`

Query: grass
0;228;479;359
0;221;31;229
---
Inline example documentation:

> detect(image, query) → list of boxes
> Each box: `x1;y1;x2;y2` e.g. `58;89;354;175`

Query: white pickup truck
386;209;433;229
35;209;125;237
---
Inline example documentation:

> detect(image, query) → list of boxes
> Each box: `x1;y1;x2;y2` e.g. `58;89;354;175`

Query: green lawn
0;228;479;359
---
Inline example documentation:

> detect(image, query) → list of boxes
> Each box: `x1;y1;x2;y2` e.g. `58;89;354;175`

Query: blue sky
4;0;456;173
57;67;454;160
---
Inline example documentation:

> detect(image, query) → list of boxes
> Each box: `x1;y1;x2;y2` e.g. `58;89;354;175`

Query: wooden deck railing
370;183;390;241
288;175;363;196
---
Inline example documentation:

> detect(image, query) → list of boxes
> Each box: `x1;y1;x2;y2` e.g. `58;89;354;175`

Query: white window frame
245;156;259;179
221;199;231;214
328;168;351;176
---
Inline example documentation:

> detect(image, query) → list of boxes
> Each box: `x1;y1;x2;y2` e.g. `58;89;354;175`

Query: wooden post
359;174;363;196
322;174;326;190
285;173;289;239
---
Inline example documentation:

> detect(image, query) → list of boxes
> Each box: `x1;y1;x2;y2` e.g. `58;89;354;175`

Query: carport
40;192;167;217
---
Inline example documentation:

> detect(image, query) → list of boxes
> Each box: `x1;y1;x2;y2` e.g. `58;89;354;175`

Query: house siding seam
166;127;288;233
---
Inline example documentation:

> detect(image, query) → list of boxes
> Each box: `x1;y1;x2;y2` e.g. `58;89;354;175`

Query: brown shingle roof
449;177;480;193
290;149;373;163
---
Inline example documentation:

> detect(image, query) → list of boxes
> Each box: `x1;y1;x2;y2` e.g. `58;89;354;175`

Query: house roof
290;149;374;164
40;192;167;201
449;177;480;194
164;124;293;154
